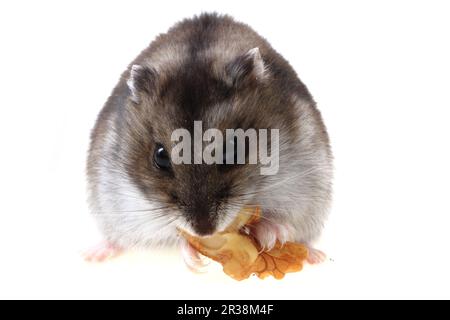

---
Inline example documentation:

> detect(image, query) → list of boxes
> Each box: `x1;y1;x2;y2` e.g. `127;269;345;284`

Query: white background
0;0;449;299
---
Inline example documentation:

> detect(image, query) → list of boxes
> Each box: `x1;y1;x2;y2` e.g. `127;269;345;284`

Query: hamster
85;13;333;264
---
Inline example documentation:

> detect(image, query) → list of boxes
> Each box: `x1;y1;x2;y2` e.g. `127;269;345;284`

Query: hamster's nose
185;204;217;236
191;217;216;236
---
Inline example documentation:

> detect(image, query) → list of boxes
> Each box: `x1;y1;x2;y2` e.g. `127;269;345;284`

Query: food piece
179;207;309;280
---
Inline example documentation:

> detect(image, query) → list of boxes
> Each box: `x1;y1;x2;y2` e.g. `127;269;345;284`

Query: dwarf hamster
86;13;333;258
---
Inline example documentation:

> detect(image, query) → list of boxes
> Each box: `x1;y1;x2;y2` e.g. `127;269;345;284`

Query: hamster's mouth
178;206;260;238
176;224;216;238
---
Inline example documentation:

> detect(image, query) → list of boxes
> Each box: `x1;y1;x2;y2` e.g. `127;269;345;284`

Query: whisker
232;166;329;199
92;205;174;215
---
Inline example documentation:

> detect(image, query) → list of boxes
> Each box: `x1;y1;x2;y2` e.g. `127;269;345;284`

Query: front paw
180;239;209;272
250;219;294;250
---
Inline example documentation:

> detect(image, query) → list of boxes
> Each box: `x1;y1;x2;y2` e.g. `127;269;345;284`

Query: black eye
153;144;171;170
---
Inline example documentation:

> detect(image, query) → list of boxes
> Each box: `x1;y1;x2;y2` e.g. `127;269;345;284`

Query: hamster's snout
183;197;219;236
167;164;234;236
189;217;216;236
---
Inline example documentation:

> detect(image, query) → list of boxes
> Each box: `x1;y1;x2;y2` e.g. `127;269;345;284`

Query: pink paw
82;241;122;262
180;239;208;273
250;219;294;251
306;247;326;264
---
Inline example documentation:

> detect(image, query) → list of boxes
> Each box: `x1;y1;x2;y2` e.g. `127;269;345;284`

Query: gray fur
87;13;333;249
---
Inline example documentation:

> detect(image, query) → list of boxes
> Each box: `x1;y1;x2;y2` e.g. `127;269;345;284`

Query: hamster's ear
225;47;267;87
127;64;157;104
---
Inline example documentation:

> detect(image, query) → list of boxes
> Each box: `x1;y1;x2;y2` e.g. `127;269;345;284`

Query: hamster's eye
153;144;171;170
